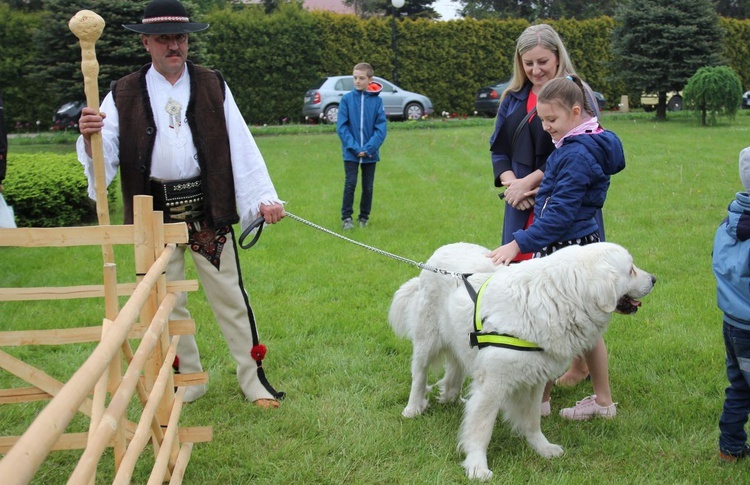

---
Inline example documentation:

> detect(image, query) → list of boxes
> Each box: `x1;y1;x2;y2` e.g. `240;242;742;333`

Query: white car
641;91;683;112
303;75;433;124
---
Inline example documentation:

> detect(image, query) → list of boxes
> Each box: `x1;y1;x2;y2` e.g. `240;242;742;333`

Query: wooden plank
178;426;212;444
173;372;208;387
0;280;198;302
0;318;196;346
0;432;88;454
0;386;52;404
0;222;187;248
0;426;211;455
0;226;135;248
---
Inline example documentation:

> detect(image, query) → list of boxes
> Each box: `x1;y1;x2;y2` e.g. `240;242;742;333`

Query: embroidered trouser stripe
169;227;283;401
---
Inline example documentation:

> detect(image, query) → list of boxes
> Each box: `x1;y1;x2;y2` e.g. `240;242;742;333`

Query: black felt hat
123;0;208;35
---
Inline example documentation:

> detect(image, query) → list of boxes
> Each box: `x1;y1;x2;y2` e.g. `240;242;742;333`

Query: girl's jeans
719;321;750;455
341;161;376;222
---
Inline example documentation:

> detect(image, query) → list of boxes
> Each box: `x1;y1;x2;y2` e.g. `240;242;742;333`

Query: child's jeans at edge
342;160;376;221
719;321;750;455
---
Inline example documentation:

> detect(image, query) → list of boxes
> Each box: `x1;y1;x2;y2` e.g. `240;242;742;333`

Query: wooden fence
0;195;212;484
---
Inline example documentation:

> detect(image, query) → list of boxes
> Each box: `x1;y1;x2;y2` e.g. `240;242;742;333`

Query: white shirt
77;65;282;230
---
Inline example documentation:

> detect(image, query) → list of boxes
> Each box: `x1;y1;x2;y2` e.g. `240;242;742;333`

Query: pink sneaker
559;395;616;420
541;400;551;417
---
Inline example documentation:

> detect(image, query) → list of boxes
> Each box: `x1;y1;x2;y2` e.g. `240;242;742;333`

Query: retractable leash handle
238;215;266;249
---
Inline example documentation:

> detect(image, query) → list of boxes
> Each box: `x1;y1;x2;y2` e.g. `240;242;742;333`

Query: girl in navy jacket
489;75;626;421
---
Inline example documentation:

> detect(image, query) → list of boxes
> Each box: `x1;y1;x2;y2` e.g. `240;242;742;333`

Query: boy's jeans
342;161;376;221
719;321;750;455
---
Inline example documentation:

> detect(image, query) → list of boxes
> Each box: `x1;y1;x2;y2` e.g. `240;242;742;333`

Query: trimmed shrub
683;65;743;125
3;153;117;227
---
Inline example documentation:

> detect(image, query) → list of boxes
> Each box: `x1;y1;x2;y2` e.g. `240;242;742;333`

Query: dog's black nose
651;275;657;285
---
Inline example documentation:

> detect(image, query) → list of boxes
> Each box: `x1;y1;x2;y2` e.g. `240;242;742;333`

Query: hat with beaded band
123;0;208;35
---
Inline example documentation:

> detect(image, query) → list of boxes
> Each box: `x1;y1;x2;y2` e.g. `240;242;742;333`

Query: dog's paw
537;443;564;458
401;403;427;418
462;453;493;481
464;465;493;481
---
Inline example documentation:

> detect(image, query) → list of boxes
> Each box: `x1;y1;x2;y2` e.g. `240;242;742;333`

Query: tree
343;0;438;19
28;0;207;127
0;0;44;11
612;0;722;120
0;4;43;129
715;0;750;19
683;66;743;126
458;0;621;21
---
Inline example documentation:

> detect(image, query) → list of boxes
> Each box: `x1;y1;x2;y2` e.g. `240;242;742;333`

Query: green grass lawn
2;111;750;483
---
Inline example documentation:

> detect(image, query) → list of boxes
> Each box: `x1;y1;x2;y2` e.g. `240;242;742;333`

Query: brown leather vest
112;61;238;228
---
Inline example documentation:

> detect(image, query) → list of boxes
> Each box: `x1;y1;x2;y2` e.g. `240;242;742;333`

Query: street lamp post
391;0;404;85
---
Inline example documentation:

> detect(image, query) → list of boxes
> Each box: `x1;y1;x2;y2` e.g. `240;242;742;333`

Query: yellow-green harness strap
462;274;543;352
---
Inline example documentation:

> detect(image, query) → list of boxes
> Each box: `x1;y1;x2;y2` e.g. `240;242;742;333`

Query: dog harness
463;274;543;351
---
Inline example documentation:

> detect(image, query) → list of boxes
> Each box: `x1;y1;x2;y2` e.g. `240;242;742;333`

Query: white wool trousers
166;227;281;402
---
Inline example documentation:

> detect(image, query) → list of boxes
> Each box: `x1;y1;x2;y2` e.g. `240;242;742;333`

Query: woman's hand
502;177;536;208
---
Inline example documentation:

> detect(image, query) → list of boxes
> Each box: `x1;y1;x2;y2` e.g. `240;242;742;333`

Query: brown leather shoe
253;398;280;409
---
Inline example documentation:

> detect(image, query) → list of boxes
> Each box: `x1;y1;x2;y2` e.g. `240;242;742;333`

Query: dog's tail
388;277;420;340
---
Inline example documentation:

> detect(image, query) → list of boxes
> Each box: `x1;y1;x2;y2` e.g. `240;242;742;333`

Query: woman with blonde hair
488;24;611;419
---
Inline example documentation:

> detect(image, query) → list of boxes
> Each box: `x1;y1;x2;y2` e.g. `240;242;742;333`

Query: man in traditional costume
77;0;284;408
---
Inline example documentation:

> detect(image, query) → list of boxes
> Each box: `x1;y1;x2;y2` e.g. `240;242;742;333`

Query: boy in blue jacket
714;146;750;462
336;63;387;230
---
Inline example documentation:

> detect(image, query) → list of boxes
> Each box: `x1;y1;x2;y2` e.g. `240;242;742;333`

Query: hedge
2;5;750;127
202;10;750;123
3;153;117;227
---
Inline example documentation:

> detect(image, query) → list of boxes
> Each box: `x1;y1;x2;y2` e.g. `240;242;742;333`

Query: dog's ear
587;249;621;313
592;277;619;313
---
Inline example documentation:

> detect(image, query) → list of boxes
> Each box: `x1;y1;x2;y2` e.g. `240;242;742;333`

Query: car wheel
404;102;424;120
667;95;682;112
323;104;339;124
642;105;655;112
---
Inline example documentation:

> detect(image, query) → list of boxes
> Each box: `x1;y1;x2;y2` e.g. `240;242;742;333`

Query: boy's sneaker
358;218;368;228
559;394;616;420
719;444;750;463
342;218;354;231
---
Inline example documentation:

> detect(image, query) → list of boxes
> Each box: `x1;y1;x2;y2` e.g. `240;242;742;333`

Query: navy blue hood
565;129;626;176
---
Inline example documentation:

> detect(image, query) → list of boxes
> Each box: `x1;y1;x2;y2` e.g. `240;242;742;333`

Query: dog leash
239;213;542;352
238;211;465;280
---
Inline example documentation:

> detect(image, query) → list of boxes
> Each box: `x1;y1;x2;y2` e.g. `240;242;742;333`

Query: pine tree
612;0;722;120
29;0;207;114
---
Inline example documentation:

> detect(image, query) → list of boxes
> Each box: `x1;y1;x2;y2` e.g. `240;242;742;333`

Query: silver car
303;75;434;124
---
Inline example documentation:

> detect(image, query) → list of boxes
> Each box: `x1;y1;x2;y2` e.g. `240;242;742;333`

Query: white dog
388;242;655;480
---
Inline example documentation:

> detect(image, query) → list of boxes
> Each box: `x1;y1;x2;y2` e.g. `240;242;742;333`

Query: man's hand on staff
259;203;285;224
79;107;106;157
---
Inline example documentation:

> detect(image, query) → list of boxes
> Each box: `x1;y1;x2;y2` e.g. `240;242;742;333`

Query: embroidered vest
112;62;238;228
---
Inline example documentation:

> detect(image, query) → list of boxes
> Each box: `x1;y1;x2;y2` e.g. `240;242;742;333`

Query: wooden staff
69;10;113;264
69;12;114;484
